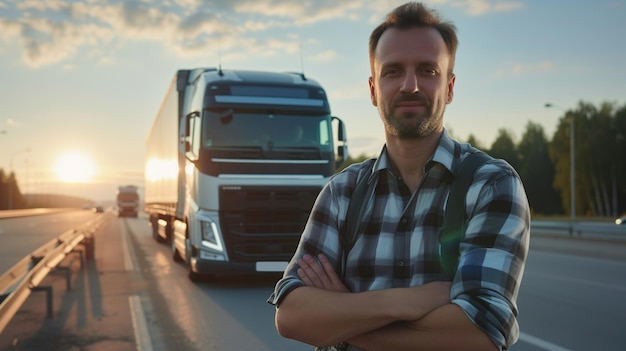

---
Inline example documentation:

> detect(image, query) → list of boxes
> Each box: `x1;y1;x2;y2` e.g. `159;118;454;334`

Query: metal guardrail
531;220;626;241
0;216;103;333
0;208;75;219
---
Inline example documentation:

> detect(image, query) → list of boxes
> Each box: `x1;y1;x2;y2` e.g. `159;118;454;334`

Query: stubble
382;93;444;139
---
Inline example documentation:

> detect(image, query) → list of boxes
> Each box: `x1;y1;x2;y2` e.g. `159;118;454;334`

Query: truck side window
189;114;201;156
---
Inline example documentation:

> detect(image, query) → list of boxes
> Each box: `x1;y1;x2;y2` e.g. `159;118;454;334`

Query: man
268;2;530;350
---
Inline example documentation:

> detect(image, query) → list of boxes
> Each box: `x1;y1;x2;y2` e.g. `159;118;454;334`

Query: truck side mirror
332;116;347;142
180;111;199;161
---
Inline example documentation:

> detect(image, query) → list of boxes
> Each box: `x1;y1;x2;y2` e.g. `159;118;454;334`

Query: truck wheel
171;235;183;262
185;238;205;282
150;217;163;243
188;270;202;282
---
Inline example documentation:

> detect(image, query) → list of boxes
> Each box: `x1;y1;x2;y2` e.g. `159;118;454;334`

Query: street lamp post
545;103;575;233
8;148;31;209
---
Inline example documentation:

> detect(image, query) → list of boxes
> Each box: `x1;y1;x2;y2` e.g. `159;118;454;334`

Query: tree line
341;100;626;218
0;171;93;210
0;169;25;209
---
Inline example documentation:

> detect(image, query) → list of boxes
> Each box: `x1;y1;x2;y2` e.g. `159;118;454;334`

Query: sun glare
54;152;96;183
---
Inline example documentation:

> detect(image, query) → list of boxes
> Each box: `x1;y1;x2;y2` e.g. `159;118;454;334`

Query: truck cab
145;68;347;280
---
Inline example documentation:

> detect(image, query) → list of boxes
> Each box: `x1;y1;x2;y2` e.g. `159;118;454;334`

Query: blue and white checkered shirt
268;129;530;350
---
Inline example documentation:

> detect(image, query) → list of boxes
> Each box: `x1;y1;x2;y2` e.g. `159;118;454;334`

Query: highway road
0;211;625;350
0;209;101;273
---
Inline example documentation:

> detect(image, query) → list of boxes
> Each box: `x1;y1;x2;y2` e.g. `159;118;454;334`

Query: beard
381;93;445;139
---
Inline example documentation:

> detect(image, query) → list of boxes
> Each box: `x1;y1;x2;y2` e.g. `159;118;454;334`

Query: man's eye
383;68;401;76
421;68;437;76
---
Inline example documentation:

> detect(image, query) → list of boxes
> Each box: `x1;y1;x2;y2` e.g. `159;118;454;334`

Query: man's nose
400;73;419;94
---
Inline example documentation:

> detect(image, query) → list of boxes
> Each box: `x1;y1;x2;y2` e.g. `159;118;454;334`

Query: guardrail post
55;266;71;290
84;235;95;261
55;250;84;290
70;249;84;269
31;286;53;318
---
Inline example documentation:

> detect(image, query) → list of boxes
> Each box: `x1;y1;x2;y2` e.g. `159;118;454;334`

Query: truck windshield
117;193;138;201
202;110;333;152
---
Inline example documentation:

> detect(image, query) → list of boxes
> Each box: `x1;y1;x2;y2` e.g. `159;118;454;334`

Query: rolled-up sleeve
451;161;530;349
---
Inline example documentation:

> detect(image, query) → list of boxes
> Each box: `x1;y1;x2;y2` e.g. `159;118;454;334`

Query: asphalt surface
0;214;139;351
0;213;624;351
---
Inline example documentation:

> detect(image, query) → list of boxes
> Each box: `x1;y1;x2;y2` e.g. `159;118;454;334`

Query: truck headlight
201;220;223;251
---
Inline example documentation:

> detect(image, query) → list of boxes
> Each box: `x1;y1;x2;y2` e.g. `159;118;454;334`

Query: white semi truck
117;185;139;217
144;68;347;281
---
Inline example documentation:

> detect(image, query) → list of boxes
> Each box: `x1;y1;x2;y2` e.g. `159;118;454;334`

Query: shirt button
400;218;408;224
398;261;405;266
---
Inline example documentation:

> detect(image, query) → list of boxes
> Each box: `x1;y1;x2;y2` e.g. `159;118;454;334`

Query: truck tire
171;235;183;262
188;270;202;282
150;216;163;243
185;238;205;282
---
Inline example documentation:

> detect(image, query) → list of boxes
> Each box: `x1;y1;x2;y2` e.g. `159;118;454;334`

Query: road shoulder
0;215;139;351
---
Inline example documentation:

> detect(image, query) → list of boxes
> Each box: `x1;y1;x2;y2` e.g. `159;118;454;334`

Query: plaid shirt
268;129;530;350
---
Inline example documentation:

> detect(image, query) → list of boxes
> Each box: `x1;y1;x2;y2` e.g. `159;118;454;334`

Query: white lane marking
519;332;572;351
129;295;152;351
121;220;137;271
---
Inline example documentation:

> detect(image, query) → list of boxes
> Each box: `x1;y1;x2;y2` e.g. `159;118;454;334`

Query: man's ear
446;74;456;104
368;77;377;106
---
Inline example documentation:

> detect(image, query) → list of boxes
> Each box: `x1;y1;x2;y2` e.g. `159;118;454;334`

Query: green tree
613;104;626;215
548;101;626;217
518;122;561;215
583;102;616;216
336;153;374;172
3;171;25;210
489;129;520;171
0;169;7;210
466;134;486;151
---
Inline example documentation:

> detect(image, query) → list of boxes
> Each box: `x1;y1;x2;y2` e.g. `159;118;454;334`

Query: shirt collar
371;128;458;178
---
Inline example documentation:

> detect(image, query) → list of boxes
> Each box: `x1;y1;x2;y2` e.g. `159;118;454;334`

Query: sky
0;0;625;203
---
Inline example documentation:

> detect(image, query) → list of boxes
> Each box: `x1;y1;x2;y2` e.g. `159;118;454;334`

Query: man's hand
297;254;350;292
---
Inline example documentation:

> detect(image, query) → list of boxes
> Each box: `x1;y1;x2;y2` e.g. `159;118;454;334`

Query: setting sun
54;152;96;183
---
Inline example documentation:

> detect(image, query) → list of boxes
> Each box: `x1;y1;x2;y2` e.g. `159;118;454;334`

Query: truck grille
219;186;321;262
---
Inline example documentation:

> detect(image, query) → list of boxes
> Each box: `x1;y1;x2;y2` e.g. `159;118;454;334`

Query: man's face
369;27;455;139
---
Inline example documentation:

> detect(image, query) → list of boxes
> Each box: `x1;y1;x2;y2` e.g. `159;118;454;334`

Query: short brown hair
369;2;458;77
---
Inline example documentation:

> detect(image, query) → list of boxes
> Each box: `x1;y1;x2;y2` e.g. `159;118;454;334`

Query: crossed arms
275;254;497;351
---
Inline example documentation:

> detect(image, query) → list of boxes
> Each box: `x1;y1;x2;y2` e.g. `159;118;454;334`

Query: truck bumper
118;208;138;217
191;257;288;276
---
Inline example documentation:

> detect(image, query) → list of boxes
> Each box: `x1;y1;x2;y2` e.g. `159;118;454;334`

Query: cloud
0;0;525;67
4;118;23;129
0;0;367;67
330;83;369;101
311;50;337;63
449;0;524;15
366;0;524;22
230;0;362;25
492;61;556;77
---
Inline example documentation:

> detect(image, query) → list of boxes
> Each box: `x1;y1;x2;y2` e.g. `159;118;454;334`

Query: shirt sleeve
450;159;531;349
267;170;349;307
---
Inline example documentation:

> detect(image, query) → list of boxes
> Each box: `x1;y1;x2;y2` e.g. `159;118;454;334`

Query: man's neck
385;130;442;193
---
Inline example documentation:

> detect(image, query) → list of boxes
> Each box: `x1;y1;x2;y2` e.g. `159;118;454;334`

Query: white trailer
144;68;347;281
